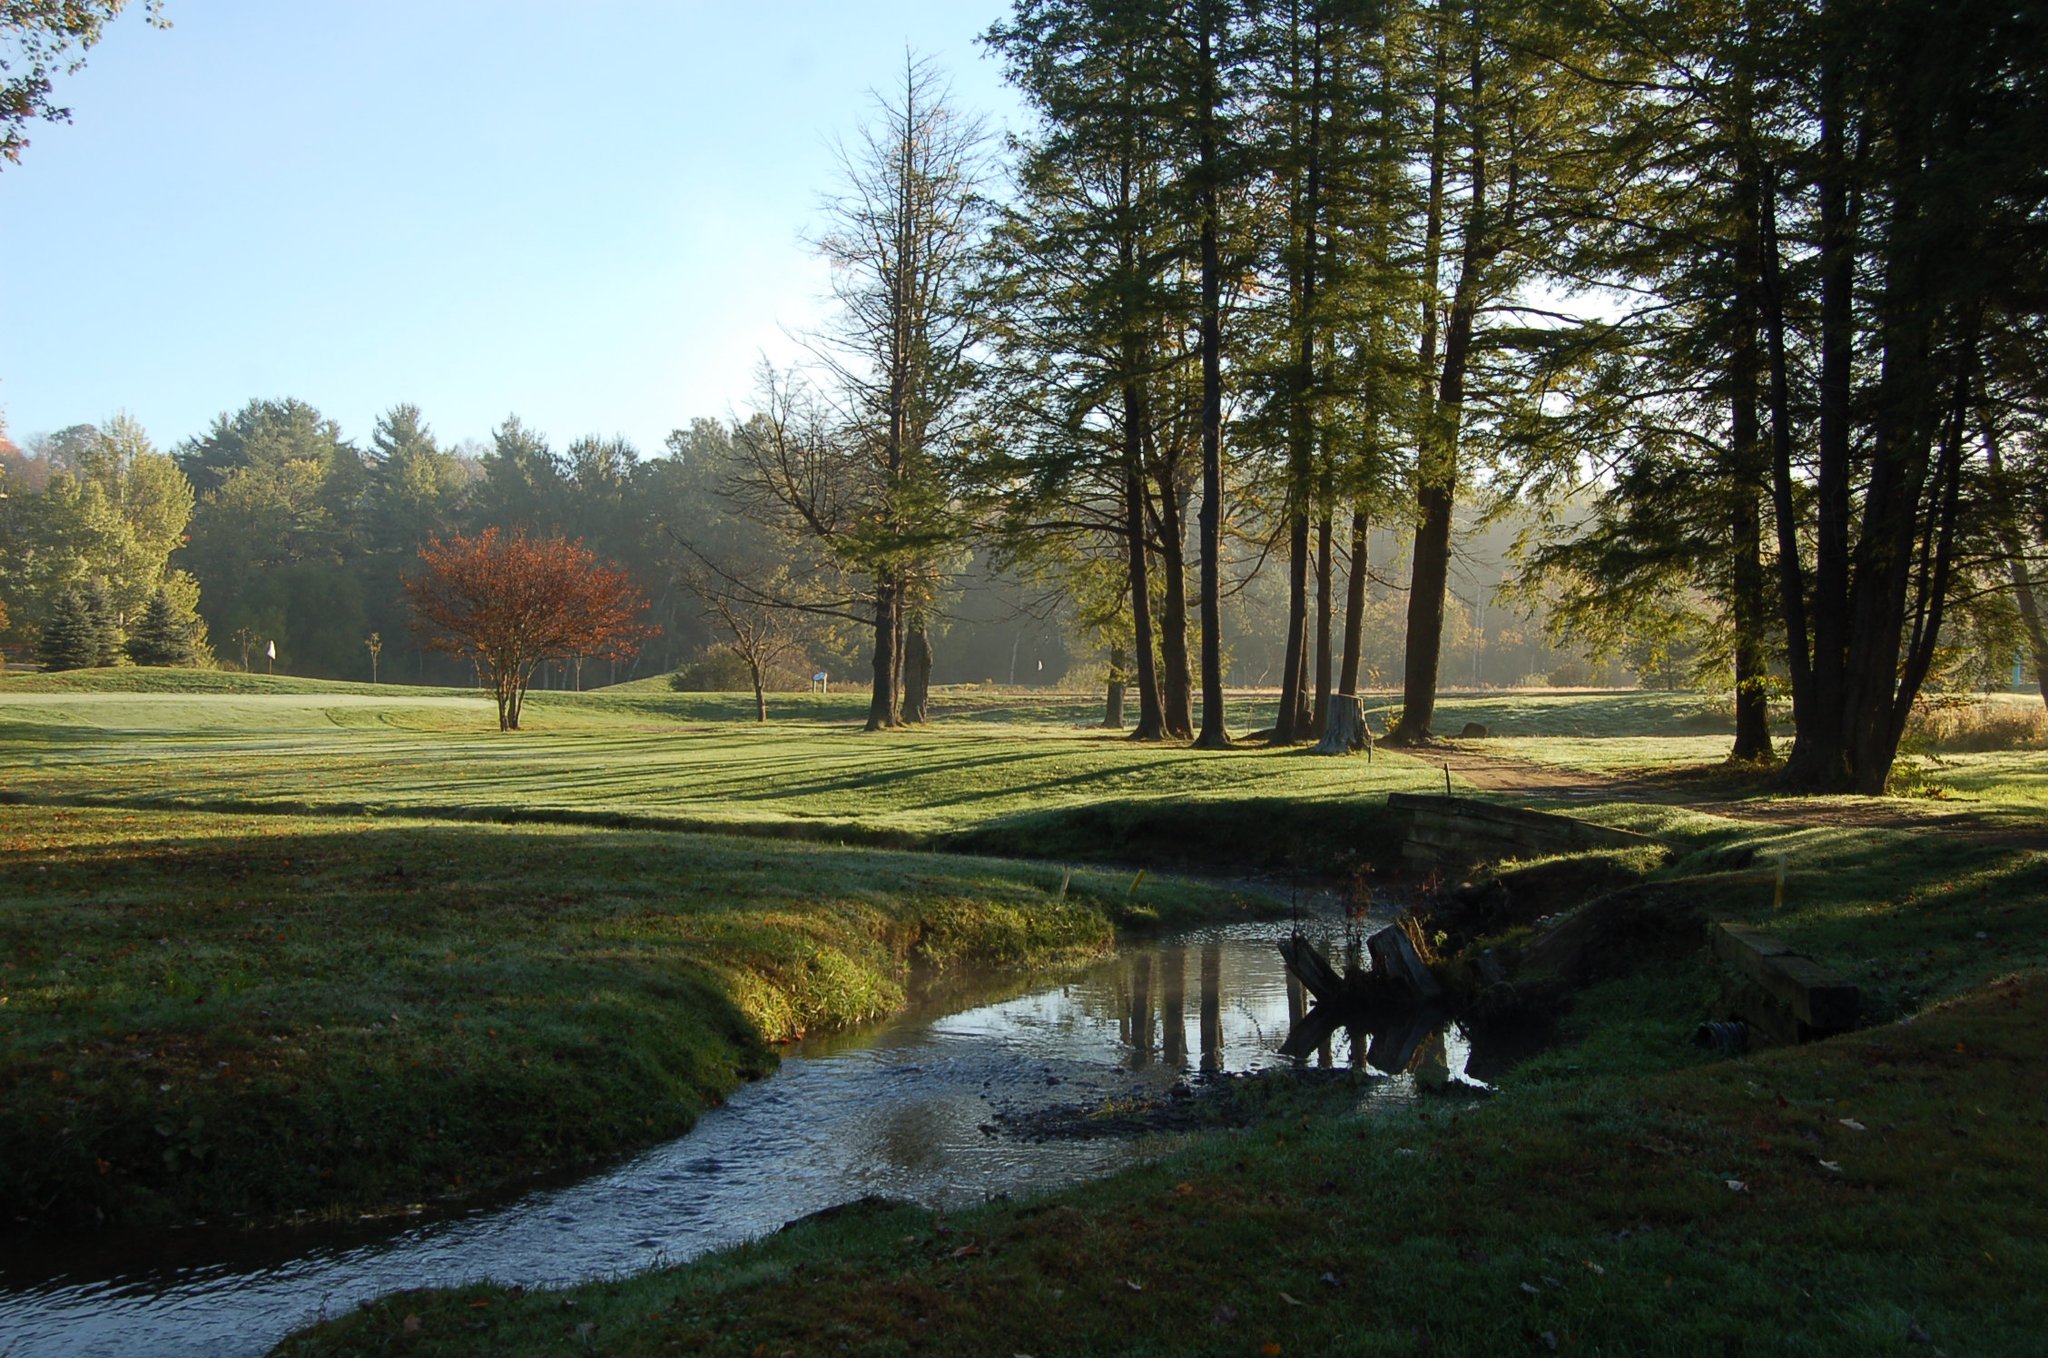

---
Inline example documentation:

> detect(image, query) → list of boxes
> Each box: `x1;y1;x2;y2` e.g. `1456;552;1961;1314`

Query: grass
280;817;2048;1357
0;671;1438;864
0;804;1271;1230
5;671;2044;1354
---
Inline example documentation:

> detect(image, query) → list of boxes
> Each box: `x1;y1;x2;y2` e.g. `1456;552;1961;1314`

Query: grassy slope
0;805;1270;1229
282;816;2048;1357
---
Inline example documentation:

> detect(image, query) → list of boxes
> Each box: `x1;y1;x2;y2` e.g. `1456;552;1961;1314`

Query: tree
367;404;466;554
125;586;204;666
984;0;1189;741
820;55;989;731
689;570;809;722
0;415;195;653
727;56;990;732
2;1;165;166
37;580;119;669
403;528;650;731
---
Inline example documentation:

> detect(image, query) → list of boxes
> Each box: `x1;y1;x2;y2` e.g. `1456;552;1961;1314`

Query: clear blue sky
0;1;1021;458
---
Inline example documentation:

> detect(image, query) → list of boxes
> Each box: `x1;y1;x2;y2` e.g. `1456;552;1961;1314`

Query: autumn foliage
404;528;650;730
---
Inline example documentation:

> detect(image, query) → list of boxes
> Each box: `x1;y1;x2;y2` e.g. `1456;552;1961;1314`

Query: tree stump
1366;924;1444;1001
1313;693;1373;756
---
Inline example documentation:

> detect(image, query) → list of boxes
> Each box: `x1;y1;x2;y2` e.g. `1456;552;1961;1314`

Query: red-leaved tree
404;528;650;730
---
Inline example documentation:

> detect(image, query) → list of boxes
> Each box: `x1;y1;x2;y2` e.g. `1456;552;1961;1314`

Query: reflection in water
1160;949;1186;1069
1199;942;1223;1074
0;918;1483;1358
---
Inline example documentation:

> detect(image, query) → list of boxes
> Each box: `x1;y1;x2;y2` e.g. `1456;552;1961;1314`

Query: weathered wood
1711;922;1859;1031
1278;933;1348;1006
1366;924;1443;1001
1313;694;1373;756
1277;1001;1347;1060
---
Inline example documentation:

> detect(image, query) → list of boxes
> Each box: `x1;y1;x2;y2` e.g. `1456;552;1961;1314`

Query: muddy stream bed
0;913;1498;1357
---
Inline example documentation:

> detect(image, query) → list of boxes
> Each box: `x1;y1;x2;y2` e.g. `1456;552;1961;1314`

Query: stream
0;916;1485;1358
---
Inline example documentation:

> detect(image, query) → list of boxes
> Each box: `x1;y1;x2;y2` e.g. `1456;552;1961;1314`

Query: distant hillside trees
0;414;201;663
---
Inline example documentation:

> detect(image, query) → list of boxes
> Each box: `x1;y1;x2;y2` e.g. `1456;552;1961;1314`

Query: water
0;919;1481;1358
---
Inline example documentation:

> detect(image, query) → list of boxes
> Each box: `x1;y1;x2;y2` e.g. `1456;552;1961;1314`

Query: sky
0;0;1024;459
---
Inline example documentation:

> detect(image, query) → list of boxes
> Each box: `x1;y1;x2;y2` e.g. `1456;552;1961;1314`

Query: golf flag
266;641;276;660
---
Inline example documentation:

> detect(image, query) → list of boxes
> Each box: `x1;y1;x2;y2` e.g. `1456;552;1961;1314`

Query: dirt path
1426;741;2048;849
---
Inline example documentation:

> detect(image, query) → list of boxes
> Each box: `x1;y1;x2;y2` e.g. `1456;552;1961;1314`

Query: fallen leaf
1724;1179;1748;1192
1174;1181;1194;1196
1319;1272;1342;1287
1261;1345;1282;1358
1520;1282;1542;1296
468;1297;490;1310
1539;1332;1559;1352
1819;1160;1843;1173
1839;1118;1867;1132
1584;1261;1605;1275
1279;1291;1304;1306
402;1314;421;1335
949;1244;981;1260
1123;1278;1144;1292
1213;1305;1239;1324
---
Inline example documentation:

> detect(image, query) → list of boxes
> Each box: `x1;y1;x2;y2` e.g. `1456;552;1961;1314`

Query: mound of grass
277;809;2048;1357
0;806;1269;1230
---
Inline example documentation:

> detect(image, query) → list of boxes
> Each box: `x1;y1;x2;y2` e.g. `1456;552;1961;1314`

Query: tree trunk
1784;41;1855;787
1759;164;1812;741
1192;0;1231;751
902;616;933;723
1105;644;1127;730
1387;44;1455;747
1312;509;1333;738
1155;468;1195;739
1340;506;1369;693
1124;389;1166;740
1276;506;1312;745
1729;166;1774;765
865;571;898;731
752;668;768;722
1313;692;1371;755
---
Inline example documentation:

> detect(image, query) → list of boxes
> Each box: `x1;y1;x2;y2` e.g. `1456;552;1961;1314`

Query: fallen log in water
1277;932;1349;1006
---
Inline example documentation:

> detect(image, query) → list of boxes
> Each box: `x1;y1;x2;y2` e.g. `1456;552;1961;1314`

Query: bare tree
806;52;992;731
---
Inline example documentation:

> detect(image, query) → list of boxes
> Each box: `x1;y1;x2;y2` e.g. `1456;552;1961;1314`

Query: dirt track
1426;741;2048;850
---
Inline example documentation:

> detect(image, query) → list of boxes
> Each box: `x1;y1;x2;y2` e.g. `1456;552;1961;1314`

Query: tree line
735;0;2041;792
4;0;2044;796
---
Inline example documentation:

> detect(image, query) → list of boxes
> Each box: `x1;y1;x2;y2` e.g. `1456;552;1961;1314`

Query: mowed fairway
0;674;1445;844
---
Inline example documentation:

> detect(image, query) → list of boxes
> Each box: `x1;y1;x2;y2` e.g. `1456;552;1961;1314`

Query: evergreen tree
37;581;119;670
125;587;204;666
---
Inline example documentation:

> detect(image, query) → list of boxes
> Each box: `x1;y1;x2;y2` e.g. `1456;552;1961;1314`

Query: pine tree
38;581;119;670
125;587;204;666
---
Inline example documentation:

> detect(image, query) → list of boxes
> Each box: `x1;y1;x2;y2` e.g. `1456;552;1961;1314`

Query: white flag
266;641;277;659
